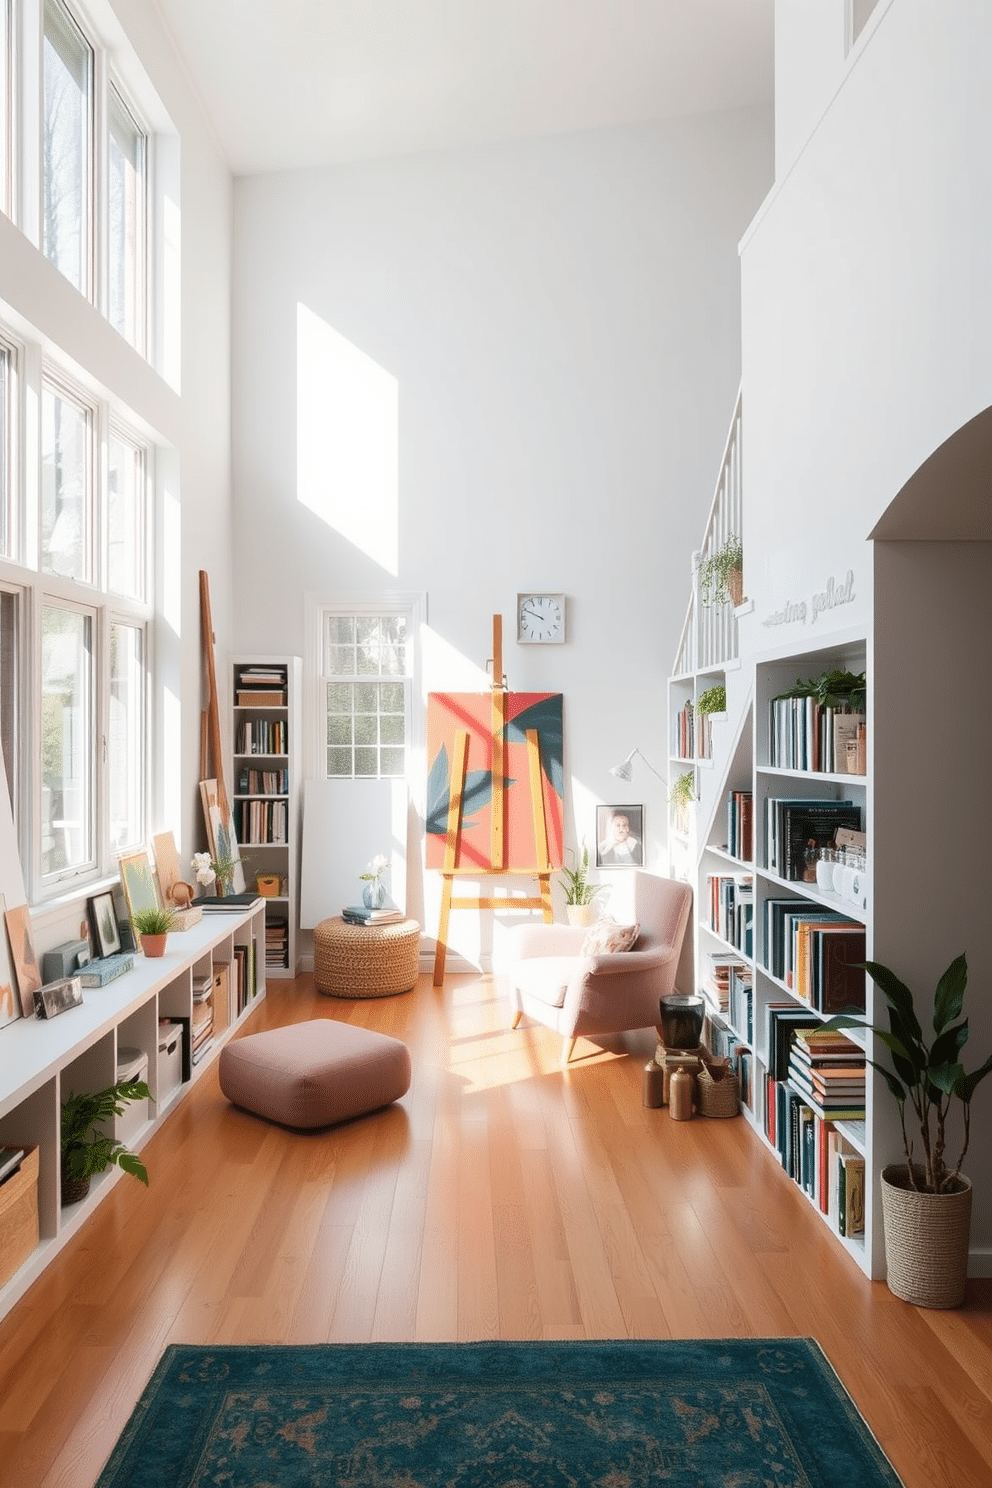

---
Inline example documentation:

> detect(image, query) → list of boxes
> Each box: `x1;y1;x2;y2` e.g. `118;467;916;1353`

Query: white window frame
305;593;425;784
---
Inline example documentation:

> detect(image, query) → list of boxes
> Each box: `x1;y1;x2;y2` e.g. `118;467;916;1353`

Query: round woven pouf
314;916;421;999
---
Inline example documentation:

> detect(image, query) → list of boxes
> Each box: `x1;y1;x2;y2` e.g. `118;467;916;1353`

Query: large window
43;0;92;294
41;602;93;878
107;428;145;599
41;378;91;580
0;587;18;813
108;86;145;349
108;619;144;852
320;612;410;778
1;0;11;219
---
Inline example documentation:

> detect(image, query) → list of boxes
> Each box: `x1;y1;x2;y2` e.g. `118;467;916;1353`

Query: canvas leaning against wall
425;692;565;872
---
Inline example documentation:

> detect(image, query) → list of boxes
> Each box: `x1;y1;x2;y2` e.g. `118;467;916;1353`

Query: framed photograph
596;804;644;868
118;851;161;928
89;891;122;959
4;901;43;1018
34;976;83;1020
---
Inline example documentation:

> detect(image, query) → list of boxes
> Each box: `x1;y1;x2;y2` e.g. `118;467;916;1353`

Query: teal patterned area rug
95;1338;904;1487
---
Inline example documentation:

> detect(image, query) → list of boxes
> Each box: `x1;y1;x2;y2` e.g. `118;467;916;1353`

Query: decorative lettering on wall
763;570;856;629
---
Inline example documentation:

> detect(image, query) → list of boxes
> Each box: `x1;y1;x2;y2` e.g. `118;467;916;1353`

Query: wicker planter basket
881;1164;973;1309
727;565;744;608
697;1064;740;1118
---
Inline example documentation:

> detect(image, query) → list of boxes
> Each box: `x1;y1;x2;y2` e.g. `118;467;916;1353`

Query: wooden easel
198;569;229;820
432;615;554;985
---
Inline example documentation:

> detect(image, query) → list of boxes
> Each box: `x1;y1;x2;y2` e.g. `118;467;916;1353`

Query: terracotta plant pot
881;1163;973;1309
140;933;168;958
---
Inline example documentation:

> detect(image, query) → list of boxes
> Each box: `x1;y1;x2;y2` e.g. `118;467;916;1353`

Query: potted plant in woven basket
695;534;743;609
60;1080;152;1205
822;953;992;1308
558;842;603;928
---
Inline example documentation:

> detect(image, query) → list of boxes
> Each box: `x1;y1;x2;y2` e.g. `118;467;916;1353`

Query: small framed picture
118;851;161;926
88;892;121;959
596;804;644;868
34;976;84;1019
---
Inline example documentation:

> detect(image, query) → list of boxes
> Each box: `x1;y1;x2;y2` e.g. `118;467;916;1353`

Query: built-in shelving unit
0;905;265;1323
232;657;302;978
670;631;877;1275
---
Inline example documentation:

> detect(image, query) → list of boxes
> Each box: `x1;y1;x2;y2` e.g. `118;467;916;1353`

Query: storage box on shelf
0;904;266;1323
232;657;302;978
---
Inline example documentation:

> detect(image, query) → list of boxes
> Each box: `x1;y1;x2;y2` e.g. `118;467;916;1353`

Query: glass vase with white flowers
359;854;390;910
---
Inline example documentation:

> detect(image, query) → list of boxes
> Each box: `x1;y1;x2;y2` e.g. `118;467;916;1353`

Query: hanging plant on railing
696;534;744;608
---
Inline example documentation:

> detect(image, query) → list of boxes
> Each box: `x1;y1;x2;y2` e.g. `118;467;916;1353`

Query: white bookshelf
231;656;302;978
0;905;265;1323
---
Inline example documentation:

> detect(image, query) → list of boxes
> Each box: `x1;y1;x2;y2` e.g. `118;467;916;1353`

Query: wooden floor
0;972;990;1487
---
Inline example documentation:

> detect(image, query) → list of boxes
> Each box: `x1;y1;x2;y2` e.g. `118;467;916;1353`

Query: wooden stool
314;916;421;998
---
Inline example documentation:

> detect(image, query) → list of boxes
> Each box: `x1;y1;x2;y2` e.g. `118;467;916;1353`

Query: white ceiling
152;0;775;176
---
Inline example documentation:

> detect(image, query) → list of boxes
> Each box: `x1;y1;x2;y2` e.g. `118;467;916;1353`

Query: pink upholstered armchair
505;870;693;1062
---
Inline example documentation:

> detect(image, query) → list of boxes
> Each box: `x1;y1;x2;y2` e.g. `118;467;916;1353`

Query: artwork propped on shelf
427;616;564;983
199;779;247;895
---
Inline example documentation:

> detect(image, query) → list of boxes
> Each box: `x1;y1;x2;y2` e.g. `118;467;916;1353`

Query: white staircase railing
672;386;743;676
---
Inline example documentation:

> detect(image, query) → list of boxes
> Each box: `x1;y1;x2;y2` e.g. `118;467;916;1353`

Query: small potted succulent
131;905;176;958
60;1080;152;1204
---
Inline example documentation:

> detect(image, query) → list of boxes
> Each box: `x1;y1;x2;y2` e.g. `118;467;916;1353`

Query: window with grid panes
322;613;408;778
43;0;92;294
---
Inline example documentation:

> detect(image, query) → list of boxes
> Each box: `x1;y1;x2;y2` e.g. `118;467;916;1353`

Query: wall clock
516;593;566;644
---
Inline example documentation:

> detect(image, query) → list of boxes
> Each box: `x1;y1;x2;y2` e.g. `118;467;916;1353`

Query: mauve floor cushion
218;1019;411;1129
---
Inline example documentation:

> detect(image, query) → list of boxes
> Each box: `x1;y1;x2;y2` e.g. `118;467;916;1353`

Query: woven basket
314;917;421;998
727;565;744;608
881;1165;972;1308
696;1064;740;1118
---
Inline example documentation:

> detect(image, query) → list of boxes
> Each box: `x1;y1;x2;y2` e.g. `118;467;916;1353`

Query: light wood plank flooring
0;972;989;1487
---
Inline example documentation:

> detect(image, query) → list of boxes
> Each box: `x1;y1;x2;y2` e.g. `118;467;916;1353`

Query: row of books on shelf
232;941;258;1014
769;695;865;775
673;700;711;760
763;899;866;1012
725;789;753;862
707;874;753;955
236;798;289;845
762;1078;865;1236
235;665;288;708
265;915;288;968
766;797;863;882
236;719;288;755
237;767;289;795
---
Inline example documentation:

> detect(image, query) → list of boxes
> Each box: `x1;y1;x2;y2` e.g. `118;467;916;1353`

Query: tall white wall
231;108;773;966
741;0;992;642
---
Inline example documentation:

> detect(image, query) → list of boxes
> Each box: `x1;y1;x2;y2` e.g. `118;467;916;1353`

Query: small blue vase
362;879;386;910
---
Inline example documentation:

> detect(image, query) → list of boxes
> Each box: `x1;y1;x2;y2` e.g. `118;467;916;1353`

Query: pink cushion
581;919;640;955
219;1019;410;1129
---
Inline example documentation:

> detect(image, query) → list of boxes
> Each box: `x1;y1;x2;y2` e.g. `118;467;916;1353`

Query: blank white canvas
300;778;408;928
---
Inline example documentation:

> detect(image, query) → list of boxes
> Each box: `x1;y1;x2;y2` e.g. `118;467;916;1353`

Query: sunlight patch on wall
297;304;399;575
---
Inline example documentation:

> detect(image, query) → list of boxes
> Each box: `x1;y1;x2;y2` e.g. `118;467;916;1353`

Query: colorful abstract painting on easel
425;692;565;871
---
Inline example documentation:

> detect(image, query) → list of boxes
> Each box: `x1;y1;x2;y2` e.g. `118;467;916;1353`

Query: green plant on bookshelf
61;1081;153;1203
696;684;726;716
131;906;176;938
790;667;866;713
695;534;743;608
669;770;695;827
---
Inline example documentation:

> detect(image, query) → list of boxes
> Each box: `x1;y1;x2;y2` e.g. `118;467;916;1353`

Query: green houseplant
558;842;603;926
695;534;743;608
60;1079;153;1204
695;684;726;716
131;905;176;957
823;953;992;1307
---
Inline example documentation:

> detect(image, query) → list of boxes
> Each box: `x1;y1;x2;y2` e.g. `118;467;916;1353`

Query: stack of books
788;1027;866;1120
235;664;287;706
191;973;214;1065
342;905;404;926
265;916;288;968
